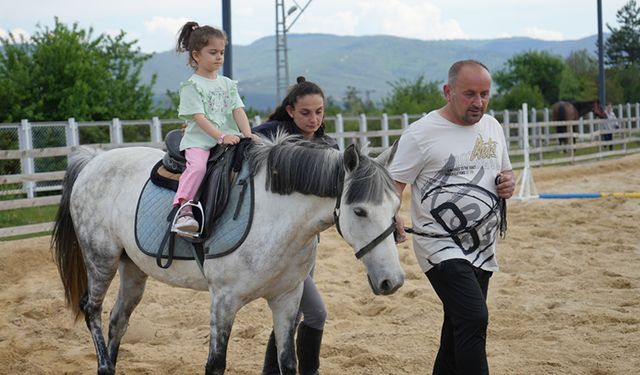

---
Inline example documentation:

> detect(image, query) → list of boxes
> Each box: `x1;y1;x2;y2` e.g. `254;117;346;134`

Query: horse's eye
353;207;367;217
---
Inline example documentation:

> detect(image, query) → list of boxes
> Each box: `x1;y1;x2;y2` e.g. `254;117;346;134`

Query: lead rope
495;175;507;239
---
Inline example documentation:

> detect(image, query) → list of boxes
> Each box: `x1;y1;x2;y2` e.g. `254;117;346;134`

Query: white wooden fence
1;103;640;237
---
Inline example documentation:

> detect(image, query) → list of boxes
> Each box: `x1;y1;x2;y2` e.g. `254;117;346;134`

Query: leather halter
333;188;397;260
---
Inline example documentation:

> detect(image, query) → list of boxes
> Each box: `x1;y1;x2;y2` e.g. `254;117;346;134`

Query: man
389;60;515;375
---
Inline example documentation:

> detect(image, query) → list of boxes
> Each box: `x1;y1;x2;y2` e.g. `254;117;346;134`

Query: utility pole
222;0;232;78
275;0;313;101
597;0;606;106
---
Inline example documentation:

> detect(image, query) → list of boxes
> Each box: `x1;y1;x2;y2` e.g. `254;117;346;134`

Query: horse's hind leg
80;244;122;375
107;254;148;367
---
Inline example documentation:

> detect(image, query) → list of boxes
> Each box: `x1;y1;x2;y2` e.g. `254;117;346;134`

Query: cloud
144;16;190;34
378;1;467;40
524;27;564;41
0;27;31;42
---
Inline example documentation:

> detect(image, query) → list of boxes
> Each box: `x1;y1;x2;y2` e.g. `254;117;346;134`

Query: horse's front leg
205;291;242;375
268;283;305;375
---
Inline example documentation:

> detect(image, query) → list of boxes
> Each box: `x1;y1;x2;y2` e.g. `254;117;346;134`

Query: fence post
543;108;550;145
335;113;345;150
66;117;80;147
253;115;262;127
359;113;368;147
636;103;640;129
401;113;409;129
530;107;539;148
626;103;632;130
578;117;584;145
110;118;123;144
502;110;510;148
517;110;523;149
381;113;389;148
150;117;163;143
18;119;36;199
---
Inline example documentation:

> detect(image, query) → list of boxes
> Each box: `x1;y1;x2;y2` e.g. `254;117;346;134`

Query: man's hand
496;170;515;199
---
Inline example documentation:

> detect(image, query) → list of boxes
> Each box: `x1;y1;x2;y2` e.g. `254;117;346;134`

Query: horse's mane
248;132;396;203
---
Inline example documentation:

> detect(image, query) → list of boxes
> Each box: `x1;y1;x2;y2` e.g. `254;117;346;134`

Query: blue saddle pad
135;160;254;260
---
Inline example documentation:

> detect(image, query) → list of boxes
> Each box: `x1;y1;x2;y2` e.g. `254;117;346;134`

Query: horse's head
334;143;405;295
592;100;608;119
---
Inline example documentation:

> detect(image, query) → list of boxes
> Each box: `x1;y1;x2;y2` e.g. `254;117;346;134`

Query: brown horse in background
551;100;607;145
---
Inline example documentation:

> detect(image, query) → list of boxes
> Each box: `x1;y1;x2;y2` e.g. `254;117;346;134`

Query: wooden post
253;115;262;127
359;113;368;147
110;118;123;144
401;113;409;129
503;110;510;147
18;119;35;199
335;113;345;150
150;117;163;143
66;117;80;147
381;113;389;148
543;108;550;145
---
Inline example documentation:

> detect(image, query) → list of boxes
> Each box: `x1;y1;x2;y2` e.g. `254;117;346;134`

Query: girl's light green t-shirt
178;74;244;150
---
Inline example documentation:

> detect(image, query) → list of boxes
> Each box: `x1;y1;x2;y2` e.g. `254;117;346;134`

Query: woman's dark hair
268;76;326;122
176;21;228;70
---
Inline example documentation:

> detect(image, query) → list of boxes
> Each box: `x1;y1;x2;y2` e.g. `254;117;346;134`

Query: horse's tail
51;147;100;320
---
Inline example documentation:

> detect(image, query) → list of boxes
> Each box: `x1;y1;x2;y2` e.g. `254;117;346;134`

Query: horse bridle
333;191;397;260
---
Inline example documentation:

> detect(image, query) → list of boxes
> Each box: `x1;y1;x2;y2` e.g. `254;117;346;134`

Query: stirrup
171;201;205;239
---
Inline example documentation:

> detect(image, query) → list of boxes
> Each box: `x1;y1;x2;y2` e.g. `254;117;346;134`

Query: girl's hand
222;134;241;145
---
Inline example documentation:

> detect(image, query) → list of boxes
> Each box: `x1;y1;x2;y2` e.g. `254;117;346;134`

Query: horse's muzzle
368;274;403;296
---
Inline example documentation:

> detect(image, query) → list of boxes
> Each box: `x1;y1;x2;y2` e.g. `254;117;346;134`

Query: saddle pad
135;160;254;260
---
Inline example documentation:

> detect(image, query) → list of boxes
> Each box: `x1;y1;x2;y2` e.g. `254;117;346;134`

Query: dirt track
1;154;639;374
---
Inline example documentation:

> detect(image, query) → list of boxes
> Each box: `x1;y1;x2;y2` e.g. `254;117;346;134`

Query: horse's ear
344;144;360;172
375;140;399;168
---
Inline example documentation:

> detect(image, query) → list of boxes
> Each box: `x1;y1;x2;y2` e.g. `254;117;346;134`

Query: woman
253;76;335;375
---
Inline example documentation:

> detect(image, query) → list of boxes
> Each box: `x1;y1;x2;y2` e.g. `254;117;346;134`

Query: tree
559;49;598;101
0;18;156;123
342;86;377;115
381;75;445;115
605;0;640;66
493;51;566;105
490;83;545;111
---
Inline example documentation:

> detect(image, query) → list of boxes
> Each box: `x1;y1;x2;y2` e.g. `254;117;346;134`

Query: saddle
154;129;252;233
145;130;254;270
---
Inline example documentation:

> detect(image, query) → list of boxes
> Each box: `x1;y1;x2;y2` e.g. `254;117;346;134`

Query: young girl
172;21;256;234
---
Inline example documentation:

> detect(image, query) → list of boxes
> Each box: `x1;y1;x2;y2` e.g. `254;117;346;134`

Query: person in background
390;60;515;375
602;103;618;151
172;21;256;234
253;76;335;375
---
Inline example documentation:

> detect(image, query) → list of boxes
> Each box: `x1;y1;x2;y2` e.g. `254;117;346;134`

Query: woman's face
286;94;324;139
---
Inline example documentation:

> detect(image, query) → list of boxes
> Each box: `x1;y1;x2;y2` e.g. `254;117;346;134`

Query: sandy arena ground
1;153;639;374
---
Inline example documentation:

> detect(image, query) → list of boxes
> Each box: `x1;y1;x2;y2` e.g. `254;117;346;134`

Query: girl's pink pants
173;147;210;207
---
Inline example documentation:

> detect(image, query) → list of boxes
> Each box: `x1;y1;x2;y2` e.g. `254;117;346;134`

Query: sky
0;0;632;54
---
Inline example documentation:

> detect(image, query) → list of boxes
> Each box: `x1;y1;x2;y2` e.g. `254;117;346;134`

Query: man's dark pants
426;259;493;375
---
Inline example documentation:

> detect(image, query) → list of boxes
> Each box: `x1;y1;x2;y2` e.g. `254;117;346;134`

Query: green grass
0;205;58;228
0;231;52;242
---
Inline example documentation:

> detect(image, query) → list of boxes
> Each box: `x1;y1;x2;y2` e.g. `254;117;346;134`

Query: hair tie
191;25;199;31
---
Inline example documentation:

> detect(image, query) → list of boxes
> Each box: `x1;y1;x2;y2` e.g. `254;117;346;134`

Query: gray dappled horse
51;135;405;375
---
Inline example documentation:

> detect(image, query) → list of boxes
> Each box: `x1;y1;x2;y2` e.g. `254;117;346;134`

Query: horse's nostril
380;280;392;293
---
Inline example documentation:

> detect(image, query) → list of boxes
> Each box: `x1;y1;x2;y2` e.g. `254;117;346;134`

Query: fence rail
2;103;640;237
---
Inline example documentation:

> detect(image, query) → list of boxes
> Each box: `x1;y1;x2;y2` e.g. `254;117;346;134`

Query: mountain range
141;33;604;111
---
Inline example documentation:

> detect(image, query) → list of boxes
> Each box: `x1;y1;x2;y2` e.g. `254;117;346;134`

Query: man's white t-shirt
389;110;512;273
